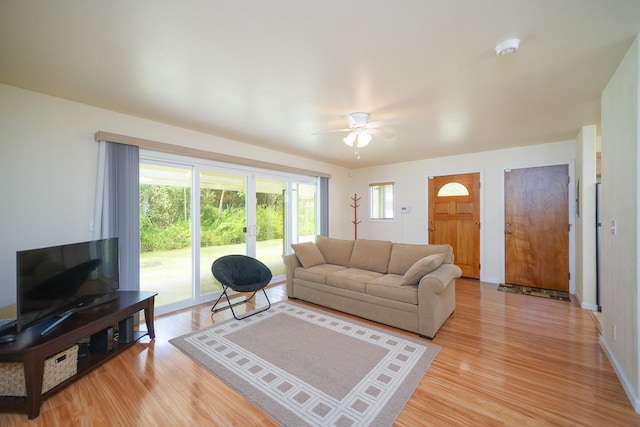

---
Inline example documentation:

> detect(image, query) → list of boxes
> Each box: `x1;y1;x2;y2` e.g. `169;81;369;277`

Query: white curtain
93;141;140;291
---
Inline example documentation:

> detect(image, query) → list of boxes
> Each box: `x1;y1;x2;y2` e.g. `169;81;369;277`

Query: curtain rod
95;131;331;179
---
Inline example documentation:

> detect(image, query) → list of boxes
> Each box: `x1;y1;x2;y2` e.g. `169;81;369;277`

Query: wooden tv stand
0;291;157;419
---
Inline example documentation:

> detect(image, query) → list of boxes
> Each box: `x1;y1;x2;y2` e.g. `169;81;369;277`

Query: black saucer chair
210;254;273;320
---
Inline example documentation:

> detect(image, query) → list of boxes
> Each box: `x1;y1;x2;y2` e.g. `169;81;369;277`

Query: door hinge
568;224;571;232
567;176;571;185
568;272;571;280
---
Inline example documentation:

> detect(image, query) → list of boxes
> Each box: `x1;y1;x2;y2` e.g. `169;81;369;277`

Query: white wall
574;125;598;310
345;141;575;284
0;81;600;315
0;84;349;307
600;35;640;412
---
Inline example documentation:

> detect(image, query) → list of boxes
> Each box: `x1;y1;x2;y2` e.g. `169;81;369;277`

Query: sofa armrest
418;263;462;293
283;253;301;297
417;263;462;338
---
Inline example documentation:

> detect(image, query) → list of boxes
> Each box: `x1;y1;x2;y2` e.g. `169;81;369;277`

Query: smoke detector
495;38;520;57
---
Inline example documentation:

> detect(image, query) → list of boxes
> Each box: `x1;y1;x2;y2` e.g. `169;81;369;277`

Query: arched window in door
437;182;469;197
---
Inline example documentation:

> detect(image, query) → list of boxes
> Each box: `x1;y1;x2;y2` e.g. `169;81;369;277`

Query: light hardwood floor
2;279;639;426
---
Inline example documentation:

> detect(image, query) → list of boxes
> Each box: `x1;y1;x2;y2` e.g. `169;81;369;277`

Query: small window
437;182;469;197
370;182;395;220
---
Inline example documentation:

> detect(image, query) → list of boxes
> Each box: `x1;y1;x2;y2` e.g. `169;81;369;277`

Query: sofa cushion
326;268;383;292
349;239;393;273
366;275;418;305
400;254;445;285
388;243;454;275
291;242;326;268
316;236;354;267
294;264;348;284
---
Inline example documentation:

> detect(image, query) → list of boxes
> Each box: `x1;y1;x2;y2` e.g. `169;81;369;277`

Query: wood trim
94;131;331;179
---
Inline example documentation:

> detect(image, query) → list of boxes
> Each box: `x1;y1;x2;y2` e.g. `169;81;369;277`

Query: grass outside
140;239;286;307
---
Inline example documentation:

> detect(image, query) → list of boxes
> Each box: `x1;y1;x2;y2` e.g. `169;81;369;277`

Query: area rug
497;283;571;302
170;302;440;427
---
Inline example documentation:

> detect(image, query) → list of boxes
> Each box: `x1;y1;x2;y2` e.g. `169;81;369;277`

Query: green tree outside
140;184;295;252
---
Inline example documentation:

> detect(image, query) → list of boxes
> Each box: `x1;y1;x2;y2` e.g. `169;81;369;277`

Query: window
437;182;469;197
370;182;395;220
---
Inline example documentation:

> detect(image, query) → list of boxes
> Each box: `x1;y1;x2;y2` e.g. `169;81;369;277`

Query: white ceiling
1;1;639;168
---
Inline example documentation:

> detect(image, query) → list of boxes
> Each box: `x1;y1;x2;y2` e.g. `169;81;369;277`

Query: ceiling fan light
357;131;372;147
343;131;356;147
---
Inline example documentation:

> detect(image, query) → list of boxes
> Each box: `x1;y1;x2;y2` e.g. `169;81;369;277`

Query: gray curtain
93;141;140;291
319;177;329;236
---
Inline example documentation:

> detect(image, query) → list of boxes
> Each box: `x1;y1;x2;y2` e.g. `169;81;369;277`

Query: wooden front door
428;173;480;279
504;165;569;291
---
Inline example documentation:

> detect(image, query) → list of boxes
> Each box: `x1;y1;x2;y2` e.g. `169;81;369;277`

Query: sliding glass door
292;182;317;244
139;163;193;309
199;170;247;297
255;177;286;277
139;152;319;314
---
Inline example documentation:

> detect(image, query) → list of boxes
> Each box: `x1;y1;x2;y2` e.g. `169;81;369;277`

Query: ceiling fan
314;112;404;148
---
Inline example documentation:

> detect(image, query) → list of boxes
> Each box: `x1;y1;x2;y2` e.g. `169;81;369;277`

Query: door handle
243;225;259;236
428;228;435;232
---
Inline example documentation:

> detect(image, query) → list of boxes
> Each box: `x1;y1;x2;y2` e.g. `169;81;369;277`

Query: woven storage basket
0;345;78;396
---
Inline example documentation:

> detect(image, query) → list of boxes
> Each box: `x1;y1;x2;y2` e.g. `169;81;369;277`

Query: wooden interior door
428;173;480;278
504;165;569;291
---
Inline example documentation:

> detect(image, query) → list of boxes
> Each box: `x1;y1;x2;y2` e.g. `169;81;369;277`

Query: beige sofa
283;236;462;339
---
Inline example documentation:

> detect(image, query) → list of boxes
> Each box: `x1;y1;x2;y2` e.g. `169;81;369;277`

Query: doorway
504;165;569;291
428;173;480;279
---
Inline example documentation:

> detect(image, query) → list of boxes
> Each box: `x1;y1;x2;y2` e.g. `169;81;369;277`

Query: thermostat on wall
400;206;411;214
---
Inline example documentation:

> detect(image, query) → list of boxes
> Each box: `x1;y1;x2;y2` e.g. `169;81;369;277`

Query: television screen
16;237;120;332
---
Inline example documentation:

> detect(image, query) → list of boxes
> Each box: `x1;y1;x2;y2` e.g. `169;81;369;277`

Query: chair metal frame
210;285;271;320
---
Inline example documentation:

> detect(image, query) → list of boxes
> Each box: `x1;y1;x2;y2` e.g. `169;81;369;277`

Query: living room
1;1;640;425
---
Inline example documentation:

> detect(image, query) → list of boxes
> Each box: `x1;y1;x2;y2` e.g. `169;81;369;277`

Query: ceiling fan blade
346;114;357;126
312;128;351;135
366;117;405;128
368;128;395;139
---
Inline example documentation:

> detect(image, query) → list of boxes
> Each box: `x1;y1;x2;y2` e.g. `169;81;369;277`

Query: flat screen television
16;237;120;332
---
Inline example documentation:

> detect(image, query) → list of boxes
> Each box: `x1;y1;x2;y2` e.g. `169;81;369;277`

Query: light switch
610;220;617;235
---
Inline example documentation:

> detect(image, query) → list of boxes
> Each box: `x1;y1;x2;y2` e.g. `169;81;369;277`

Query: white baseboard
580;301;599;311
600;335;640;413
573;292;599;311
